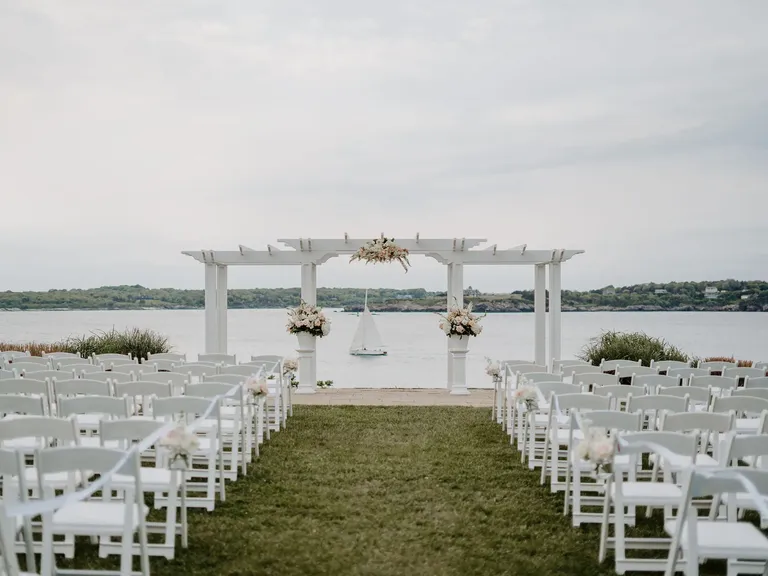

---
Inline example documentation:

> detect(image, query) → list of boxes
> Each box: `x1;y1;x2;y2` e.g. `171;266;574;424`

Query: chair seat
722;491;768;510
663;519;768;558
651;452;719;470
611;481;683;504
571;453;630;471
52;502;149;534
550;429;584;446
197;419;238;433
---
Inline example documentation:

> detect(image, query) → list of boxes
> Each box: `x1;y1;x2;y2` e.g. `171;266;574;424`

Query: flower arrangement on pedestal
485;358;502;385
158;423;200;470
245;375;269;398
438;301;484;338
350;237;410;272
512;385;538;411
286;301;331;337
575;424;615;478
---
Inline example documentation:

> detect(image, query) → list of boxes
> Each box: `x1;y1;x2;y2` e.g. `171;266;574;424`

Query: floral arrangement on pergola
350;237;410;272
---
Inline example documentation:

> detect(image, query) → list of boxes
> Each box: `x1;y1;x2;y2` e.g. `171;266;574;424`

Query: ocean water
1;310;766;388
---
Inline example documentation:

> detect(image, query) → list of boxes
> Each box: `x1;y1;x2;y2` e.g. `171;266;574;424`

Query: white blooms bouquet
438;301;484;338
245;375;269;397
158;424;200;470
350;237;410;272
282;358;298;375
485;357;502;384
575;424;615;478
286;301;331;337
512;385;538;411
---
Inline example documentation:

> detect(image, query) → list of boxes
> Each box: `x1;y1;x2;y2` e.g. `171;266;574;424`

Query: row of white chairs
500;360;768;574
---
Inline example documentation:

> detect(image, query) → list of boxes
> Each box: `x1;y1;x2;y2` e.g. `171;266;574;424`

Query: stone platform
292;388;493;407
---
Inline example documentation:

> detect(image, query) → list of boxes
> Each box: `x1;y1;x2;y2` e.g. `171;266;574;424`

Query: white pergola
182;236;584;394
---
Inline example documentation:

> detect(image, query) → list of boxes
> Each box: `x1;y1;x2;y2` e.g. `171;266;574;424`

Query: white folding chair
0;379;50;415
658;385;712;412
174;364;220;381
689;375;738;397
147;352;186;362
598;431;697;573
140;372;189;396
199;353;236;365
658;411;734;467
115;381;173;416
650;360;691;374
204;373;267;447
594;385;640;410
519;381;581;466
100;419;185;559
93;353;135;364
88;371;133;386
665;468;768;576
58;396;130;446
37;446;149;576
142;359;178;373
732;388;768;402
54;357;91;368
0;369;15;380
616;365;658;384
668;367;711;385
52;377;112;416
573;372;618;390
711;395;768;435
600;359;640;373
633;373;681;392
72;364;105;376
0;394;47;418
626;394;689;431
11;363;49;376
698;360;737;373
552;359;590;373
10;357;49;367
0;448;36;572
745;376;768;390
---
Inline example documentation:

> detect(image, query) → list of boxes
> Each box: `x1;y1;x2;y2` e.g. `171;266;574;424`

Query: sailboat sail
350;291;385;352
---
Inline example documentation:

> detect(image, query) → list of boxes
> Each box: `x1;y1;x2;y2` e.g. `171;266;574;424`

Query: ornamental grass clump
62;328;171;361
578;330;689;367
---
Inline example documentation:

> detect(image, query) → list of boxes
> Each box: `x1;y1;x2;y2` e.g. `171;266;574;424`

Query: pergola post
449;262;469;395
548;261;562;370
446;263;454;390
534;264;547;366
204;263;218;353
296;263;318;394
216;265;228;353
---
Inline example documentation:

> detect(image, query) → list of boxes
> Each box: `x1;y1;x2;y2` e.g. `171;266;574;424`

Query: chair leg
598;488;611;563
540;431;550;484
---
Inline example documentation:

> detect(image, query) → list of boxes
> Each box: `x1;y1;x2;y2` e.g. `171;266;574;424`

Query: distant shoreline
0;307;763;313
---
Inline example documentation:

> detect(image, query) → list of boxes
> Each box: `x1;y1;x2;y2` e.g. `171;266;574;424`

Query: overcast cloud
2;0;767;292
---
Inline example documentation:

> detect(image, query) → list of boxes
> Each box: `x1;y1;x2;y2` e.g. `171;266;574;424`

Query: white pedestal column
298;264;318;394
534;264;546;366
446;264;454;390
548;262;562;370
204;263;217;353
216;265;228;354
450;340;470;395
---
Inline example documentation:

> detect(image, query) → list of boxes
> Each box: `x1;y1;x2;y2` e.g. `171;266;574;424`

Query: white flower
455;325;465;334
591;438;614;462
246;376;269;397
575;439;590;460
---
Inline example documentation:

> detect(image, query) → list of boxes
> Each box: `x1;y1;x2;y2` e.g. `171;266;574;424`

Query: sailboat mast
361;289;368;347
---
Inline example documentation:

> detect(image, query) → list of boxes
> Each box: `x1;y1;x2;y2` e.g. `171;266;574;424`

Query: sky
2;0;768;293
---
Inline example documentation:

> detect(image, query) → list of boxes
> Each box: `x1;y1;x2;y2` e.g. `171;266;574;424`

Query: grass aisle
134;405;618;576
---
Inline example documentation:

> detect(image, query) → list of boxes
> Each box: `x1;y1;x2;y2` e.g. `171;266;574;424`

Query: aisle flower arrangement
512;385;538;411
159;423;200;470
286;301;331;337
438;301;484;338
575;424;615;478
485;358;502;384
245;375;269;397
282;358;298;375
350;237;410;272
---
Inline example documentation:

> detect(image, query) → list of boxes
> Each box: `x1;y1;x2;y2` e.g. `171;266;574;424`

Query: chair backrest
203;373;247;385
36;446;140;482
240;360;280;374
199;353;236;365
723;434;768;465
93;353;134;363
100;418;166;446
698;360;737;372
579;409;643;432
58;395;130;419
0;394;47;416
616;365;658;378
711;395;768;417
660;411;734;434
0;416;78;445
593;385;639;400
114;380;173;399
25;369;75;382
0;369;14;380
519;372;559;385
563;365;600;378
142;359;178;372
600;359;640;372
72;364;104;375
633;374;681;391
667;367;711;382
731;388;768;401
147;352;187;362
682;467;768;501
626;393;689;415
9;356;49;367
86;371;132;384
689;375;738;390
218;365;262;378
152;395;219;422
53;378;112;398
552;359;589;373
139;371;189;387
745;377;768;390
554;393;612;412
724;367;767;379
110;364;157;376
617;430;698;458
754;361;768;371
657;385;711;406
509;364;547;377
43;352;81;359
54;357;90;367
535;381;582;400
12;363;48;374
650;360;690;372
0;378;48;396
573;372;617;388
175;364;220;378
185;382;239;399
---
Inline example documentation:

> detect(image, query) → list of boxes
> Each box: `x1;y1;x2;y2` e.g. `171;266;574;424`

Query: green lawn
60;406;726;575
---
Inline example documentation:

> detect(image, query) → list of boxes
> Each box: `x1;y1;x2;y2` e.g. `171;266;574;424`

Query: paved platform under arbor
292;388;494;407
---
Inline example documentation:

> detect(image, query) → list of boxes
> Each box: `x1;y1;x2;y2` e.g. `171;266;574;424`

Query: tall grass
0;328;171;361
703;356;754;367
578;330;690;367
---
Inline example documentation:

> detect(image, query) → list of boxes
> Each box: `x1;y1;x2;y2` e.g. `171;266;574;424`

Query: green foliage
60;328;170;361
578;330;689;367
289;378;333;389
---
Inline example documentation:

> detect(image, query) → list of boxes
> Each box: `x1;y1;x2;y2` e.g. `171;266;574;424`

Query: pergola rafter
182;235;584;394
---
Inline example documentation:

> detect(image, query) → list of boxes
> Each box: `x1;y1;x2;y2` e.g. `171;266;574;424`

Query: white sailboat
349;290;387;356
